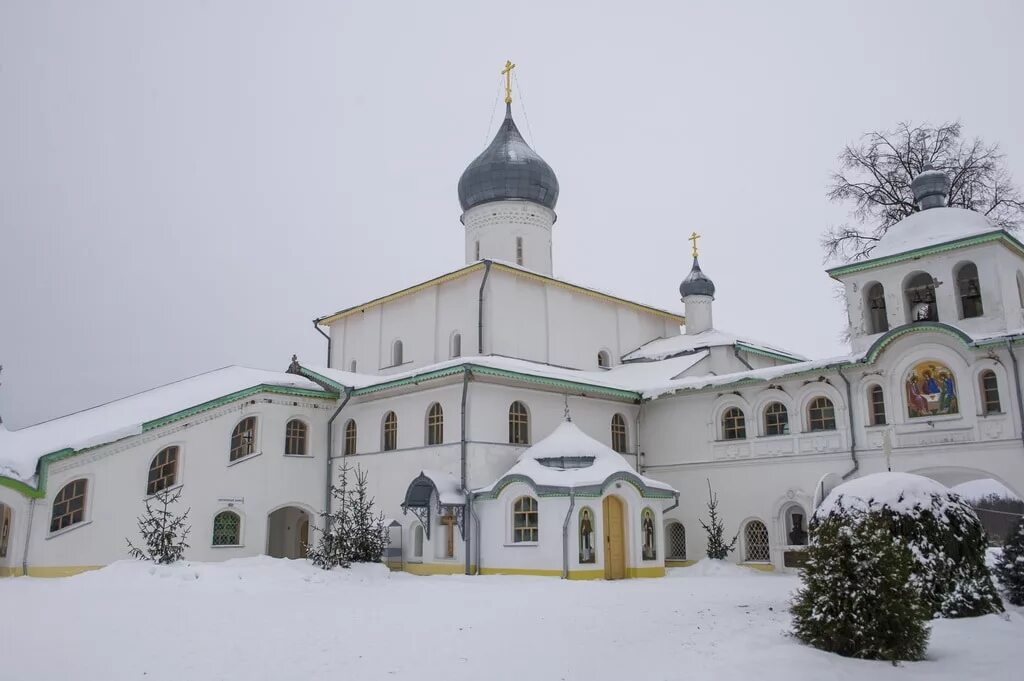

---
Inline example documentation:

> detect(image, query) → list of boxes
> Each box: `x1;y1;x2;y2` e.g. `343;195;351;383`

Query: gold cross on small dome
689;231;701;258
502;60;516;104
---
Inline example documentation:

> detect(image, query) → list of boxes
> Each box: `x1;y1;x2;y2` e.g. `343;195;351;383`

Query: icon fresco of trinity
906;360;958;418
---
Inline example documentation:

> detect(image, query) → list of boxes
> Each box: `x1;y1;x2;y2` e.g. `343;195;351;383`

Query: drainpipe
837;366;859;479
314;321;332;368
324;388;353;531
460;366;473;575
561;488;576;579
634;401;645;474
1005;340;1024;445
477;260;493;354
21;498;36;577
663;492;681;514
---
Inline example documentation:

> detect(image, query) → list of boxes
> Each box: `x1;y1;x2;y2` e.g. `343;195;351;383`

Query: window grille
230;417;257;461
212;511;240;546
722;407;746;440
50;479;88;533
744;520;770;562
513;496;538;542
666;521;686;560
147;446;179;495
285;420;307;456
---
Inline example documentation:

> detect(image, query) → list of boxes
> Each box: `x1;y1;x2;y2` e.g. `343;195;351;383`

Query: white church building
2;75;1024;579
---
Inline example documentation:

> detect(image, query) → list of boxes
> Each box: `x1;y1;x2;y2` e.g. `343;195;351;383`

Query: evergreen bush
126;486;191;564
699;479;737;560
791;511;930;661
308;462;388;569
994;519;1024;606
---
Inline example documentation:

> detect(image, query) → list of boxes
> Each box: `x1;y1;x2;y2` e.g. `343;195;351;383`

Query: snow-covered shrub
994;519;1024;605
699;479;737;560
126;486;191;565
308;462;387;569
791;510;930;661
815;473;1002;618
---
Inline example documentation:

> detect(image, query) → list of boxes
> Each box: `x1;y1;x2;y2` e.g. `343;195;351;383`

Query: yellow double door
602;496;626;580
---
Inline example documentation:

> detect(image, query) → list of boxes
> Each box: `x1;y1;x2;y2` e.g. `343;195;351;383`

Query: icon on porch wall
905;360;958;418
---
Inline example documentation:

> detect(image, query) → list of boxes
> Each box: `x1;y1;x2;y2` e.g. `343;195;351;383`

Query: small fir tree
126;486;191;564
308;462;388;569
791;512;931;662
347;465;388;563
699;479;737;560
994;519;1024;606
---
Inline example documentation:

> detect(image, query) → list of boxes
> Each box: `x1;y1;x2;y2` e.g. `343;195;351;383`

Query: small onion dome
911;165;951;211
457;104;559;213
679;256;715;298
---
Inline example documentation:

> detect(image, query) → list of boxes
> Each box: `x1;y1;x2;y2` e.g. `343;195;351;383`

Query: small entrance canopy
401;470;465;540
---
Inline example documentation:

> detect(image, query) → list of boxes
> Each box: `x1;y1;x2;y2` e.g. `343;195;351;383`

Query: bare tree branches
824;121;1024;262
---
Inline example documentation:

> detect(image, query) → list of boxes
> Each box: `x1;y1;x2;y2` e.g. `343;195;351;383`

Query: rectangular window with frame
869;386;886;425
981;371;1001;414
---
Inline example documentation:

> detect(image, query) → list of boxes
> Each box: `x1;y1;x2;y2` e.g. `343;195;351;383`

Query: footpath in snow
0;557;1020;681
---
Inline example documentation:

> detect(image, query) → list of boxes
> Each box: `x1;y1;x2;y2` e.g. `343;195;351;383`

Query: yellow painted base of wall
740;562;775;572
403;562;477;576
0;565;101;578
665;559;697;568
459;566;666;579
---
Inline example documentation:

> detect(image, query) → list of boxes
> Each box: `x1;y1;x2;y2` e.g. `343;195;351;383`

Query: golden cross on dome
689;231;701;258
502;60;516;104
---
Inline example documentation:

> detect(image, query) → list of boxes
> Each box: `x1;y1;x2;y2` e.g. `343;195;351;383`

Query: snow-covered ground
1;558;1019;681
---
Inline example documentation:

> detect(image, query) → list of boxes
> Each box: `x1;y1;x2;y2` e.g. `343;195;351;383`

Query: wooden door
297;517;310;558
603;496;626;580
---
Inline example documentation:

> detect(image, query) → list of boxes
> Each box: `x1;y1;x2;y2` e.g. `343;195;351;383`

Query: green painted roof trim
826;231;1022;279
735;342;805;364
862;322;974;364
0;383;336;500
473;471;676;501
301;363;641;402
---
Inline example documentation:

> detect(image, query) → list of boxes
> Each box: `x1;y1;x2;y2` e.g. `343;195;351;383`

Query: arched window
807;397;836;431
956;262;984;319
512;496;538;543
905;272;939;322
343;419;357;456
665;520;686;560
50;479;88;533
392;340;404;366
641;508;657;560
578;507;596;563
783;506;808;546
865;282;889;334
285;419;308;456
721;407;746;440
350;360;357;373
0;503;12;559
515;236;524;266
147;446;179;496
743;519;770;562
597;350;611;369
763;402;789;436
426;403;444;445
413;524;424;559
509;401;530;445
980;370;1001;414
610;413;628;453
212;510;241;546
229;416;257;461
869;385;886;425
382;411;398;451
451;332;462;359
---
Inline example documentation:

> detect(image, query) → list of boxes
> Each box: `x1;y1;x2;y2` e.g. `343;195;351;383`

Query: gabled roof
623;329;806;364
0;367;331;487
473;420;677;498
313;260;684;326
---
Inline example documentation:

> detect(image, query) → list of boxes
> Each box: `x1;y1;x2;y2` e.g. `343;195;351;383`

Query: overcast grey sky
2;1;1022;428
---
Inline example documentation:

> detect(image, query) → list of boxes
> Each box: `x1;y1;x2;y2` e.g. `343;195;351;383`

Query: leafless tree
823;121;1024;262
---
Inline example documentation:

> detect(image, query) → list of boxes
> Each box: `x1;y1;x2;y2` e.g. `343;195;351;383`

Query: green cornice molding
472;470;676;501
735;342;804;364
862;322;974;364
0;384;336;500
826;231;1022;279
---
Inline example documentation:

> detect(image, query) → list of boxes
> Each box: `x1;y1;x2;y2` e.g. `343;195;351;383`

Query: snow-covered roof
0;366;329;483
304;351;709;395
623;329;806;363
473;420;676;496
815;472;959;518
865;207;1001;262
